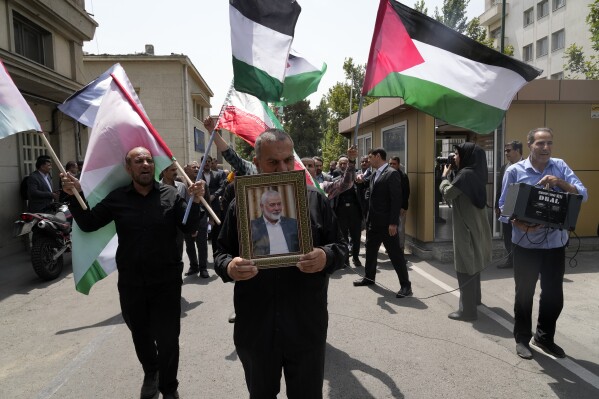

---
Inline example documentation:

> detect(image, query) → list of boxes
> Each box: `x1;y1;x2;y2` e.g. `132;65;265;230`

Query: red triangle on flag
363;1;425;94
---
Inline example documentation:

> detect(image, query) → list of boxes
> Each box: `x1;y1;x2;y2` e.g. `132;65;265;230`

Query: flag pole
39;132;87;210
109;73;219;222
352;95;365;146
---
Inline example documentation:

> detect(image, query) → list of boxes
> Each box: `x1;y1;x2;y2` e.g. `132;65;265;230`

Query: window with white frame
551;29;565;51
553;0;565;11
551;71;564;79
537;0;549;19
523;8;534;26
356;133;372;158
381;122;407;171
19;131;48;178
536;37;548;57
523;44;534;61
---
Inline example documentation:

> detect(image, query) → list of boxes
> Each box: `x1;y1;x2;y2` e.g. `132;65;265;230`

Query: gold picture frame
235;170;313;268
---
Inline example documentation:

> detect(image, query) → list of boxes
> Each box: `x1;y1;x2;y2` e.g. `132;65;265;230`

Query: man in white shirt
250;190;299;256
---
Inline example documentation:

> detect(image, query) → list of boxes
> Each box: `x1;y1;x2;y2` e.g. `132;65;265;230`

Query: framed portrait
235;170;313;268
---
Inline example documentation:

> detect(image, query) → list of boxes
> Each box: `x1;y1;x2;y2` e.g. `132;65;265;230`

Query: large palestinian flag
363;0;542;134
230;0;301;103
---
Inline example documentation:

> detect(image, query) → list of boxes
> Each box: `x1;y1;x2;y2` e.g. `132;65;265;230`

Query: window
381;122;407;170
490;27;501;40
356;133;372;158
194;127;205;152
524;8;534;26
536;37;548;57
19;131;48;178
551;29;565;51
12;12;53;68
553;0;566;11
550;71;564;79
523;44;534;61
537;0;549;20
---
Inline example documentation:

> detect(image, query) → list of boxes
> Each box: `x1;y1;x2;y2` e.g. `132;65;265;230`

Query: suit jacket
398;169;410;211
250;216;299;256
202;170;226;214
367;165;402;228
27;170;54;213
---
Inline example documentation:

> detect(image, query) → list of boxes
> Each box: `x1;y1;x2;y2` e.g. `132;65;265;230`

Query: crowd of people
30;124;585;398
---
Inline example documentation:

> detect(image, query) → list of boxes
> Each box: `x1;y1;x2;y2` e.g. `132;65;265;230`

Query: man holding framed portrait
214;128;347;399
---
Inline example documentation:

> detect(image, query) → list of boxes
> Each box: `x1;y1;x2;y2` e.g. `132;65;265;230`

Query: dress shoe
396;286;413;298
516;342;533;359
162;391;179;399
140;371;159;399
447;310;477;321
228;312;236;323
531;338;566;358
184;268;199;276
353;278;374;287
199;269;210;278
497;262;513;269
352;256;362;267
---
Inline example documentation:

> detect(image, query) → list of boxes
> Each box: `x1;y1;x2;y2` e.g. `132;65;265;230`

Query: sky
83;0;484;114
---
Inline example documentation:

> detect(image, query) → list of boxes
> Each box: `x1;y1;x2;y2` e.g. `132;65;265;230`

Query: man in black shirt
62;147;205;399
214;129;347;399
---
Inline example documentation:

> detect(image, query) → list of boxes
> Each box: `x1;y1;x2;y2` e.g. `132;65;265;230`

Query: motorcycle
13;203;72;281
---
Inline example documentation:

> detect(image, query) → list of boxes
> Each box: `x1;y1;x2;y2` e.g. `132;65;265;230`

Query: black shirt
214;186;347;350
70;182;200;286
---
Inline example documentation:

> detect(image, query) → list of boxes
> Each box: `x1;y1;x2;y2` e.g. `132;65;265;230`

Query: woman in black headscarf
439;142;492;321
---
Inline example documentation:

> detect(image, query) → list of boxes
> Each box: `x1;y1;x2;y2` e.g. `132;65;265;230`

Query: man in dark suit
27;155;59;213
250;190;299;256
354;148;412;298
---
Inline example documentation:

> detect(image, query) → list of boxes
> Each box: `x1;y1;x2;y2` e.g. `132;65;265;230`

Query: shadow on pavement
55;313;122;335
324;343;403;399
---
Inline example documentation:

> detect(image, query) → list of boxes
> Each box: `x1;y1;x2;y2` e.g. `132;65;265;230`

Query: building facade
0;0;97;256
340;80;599;259
479;0;595;79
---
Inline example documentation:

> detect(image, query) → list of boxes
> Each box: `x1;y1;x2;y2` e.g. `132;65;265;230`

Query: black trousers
184;214;208;271
236;341;325;399
364;225;410;287
336;202;362;258
513;245;565;344
118;281;182;395
456;271;481;317
502;222;513;265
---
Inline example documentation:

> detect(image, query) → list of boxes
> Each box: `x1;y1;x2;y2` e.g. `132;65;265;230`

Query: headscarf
451;142;488;209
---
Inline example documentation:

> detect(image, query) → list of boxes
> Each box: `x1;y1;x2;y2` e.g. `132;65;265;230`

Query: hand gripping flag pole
182;81;235;224
109;73;220;223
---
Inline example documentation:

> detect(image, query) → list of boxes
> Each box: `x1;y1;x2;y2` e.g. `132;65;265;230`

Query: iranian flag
363;0;542;134
66;70;173;294
0;59;41;138
219;88;322;191
230;0;301;103
275;50;327;106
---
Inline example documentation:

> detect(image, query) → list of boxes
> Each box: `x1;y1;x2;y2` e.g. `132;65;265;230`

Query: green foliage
434;0;469;34
563;0;599;79
466;17;493;47
319;58;375;165
234;136;254;160
414;0;428;15
282;100;322;157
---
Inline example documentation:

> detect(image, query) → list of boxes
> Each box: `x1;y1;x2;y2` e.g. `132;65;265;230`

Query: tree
434;0;469;34
282;100;321;157
319;58;375;165
414;0;428;15
564;0;599;79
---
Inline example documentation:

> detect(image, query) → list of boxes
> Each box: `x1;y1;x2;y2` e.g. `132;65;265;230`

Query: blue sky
84;0;484;113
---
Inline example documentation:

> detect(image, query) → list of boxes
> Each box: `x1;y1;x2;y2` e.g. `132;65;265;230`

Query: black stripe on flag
230;0;301;37
389;0;541;81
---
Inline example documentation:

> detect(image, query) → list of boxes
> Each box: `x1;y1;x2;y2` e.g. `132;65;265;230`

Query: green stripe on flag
233;58;284;103
366;73;505;134
75;260;108;295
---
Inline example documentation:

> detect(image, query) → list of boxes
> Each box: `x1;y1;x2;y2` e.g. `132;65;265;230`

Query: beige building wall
341;80;599;246
83;55;213;167
0;0;96;257
479;0;595;79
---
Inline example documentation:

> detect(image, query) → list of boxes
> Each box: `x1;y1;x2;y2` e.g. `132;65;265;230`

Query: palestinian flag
230;0;301;102
0;60;41;139
63;68;173;294
363;0;542;134
218;88;323;193
275;50;327;106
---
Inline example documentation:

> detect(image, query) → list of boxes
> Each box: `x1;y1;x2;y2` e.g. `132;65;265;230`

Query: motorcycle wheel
31;235;64;281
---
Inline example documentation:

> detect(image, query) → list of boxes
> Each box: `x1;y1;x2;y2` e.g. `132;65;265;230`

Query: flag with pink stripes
0;60;41;139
